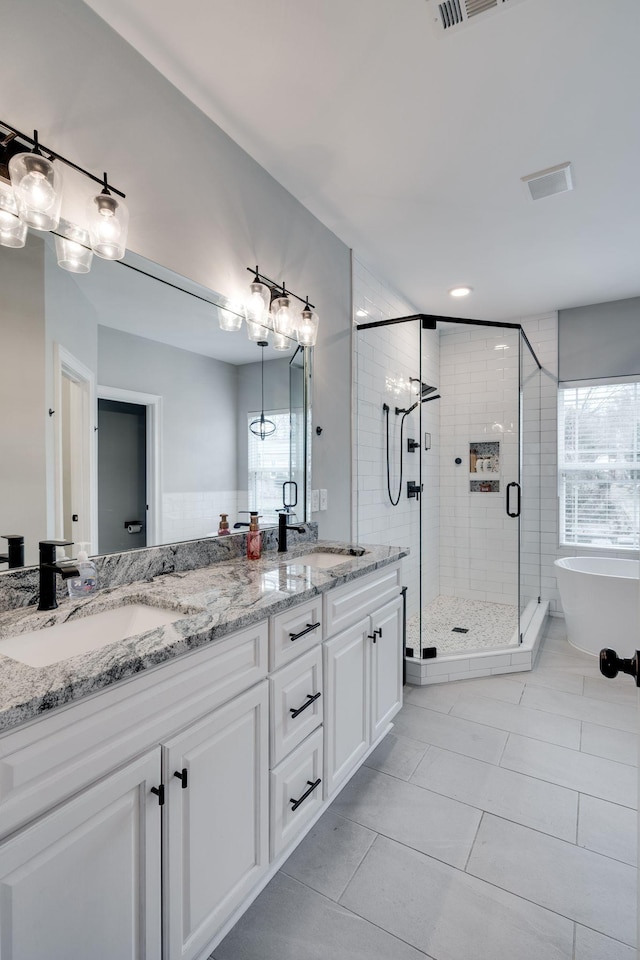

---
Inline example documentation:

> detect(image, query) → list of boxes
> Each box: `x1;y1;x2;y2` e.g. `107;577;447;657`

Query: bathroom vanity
0;541;405;960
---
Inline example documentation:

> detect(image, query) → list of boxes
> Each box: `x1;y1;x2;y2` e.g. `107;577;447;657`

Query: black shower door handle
506;482;521;518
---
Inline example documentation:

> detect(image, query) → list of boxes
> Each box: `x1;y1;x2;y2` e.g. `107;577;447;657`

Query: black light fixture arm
0;119;126;198
247;265;314;310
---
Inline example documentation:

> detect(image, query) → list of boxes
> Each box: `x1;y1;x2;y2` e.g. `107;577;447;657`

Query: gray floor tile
405;682;461;713
578;794;637;866
523;664;585;695
584;675;639;705
332;765;481;868
410;745;577;841
213;872;431;960
450;693;581;748
521;684;638;733
581;721;638;767
466;814;637;946
340;834;574;960
574;925;637;960
393;702;508;764
281;810;376;901
535;649;602;680
407;676;524;709
364;732;430;780
501;734;637;808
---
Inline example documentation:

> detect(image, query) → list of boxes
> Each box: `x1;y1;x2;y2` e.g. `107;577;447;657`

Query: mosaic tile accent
407;595;519;656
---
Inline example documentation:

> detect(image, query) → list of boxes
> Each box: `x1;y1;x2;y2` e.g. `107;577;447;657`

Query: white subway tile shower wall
162;490;240;543
352;258;440;623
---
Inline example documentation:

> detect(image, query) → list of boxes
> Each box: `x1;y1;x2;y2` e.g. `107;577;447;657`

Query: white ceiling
83;0;640;321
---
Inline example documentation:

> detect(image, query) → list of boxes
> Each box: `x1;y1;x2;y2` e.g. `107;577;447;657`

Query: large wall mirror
0;234;311;567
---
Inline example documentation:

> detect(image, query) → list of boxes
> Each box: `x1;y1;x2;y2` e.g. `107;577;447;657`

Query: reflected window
248;409;302;520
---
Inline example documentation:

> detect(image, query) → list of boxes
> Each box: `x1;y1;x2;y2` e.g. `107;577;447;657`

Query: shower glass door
419;321;522;657
519;331;542;635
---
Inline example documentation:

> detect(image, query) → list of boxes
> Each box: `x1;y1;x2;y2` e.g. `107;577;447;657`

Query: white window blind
247;410;301;521
558;382;640;549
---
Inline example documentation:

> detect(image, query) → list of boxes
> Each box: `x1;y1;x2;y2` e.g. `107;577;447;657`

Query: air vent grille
438;1;463;28
429;0;528;34
465;0;498;16
521;162;573;201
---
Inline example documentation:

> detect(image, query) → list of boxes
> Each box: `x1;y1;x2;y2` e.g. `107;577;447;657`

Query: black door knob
599;648;639;684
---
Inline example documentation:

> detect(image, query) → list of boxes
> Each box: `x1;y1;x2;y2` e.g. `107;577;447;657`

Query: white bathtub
554;557;640;657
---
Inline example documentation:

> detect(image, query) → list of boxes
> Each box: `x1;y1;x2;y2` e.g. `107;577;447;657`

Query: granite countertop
0;541;407;735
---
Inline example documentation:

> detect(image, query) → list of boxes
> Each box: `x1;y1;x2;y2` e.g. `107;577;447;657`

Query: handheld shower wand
384;384;440;505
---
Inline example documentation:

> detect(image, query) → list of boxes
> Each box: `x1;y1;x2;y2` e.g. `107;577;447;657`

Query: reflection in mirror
0;234;310;566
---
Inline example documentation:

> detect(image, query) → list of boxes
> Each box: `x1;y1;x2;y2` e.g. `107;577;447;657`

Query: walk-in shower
354;313;543;683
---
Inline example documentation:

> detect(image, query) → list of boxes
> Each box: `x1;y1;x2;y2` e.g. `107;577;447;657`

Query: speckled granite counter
0;541;406;734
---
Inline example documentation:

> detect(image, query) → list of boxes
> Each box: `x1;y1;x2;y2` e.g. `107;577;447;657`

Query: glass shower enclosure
354;313;542;674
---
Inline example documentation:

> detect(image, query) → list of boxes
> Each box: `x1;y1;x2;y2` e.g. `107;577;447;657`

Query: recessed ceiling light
356;309;368;317
449;286;472;298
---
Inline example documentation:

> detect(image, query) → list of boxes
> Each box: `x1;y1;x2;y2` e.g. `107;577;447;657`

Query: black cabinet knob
599;648;639;684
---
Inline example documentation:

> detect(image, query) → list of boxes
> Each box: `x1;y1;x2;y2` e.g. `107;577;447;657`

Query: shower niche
469;440;500;493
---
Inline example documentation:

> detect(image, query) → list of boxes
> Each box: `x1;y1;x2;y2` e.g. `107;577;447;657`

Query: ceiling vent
521;162;573;201
427;0;529;34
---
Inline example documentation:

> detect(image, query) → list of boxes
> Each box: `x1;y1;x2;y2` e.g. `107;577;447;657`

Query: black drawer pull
290;692;321;719
290;778;322;812
367;628;382;644
174;768;188;788
289;621;321;642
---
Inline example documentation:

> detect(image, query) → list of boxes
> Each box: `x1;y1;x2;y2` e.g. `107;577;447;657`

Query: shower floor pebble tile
214;620;638;960
407;595;518;655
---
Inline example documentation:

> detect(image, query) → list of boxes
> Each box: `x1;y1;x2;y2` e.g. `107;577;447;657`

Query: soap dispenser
218;513;231;536
246;512;262;560
67;546;98;598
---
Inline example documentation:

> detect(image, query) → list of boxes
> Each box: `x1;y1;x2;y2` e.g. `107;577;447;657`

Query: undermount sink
286;551;362;569
0;603;185;668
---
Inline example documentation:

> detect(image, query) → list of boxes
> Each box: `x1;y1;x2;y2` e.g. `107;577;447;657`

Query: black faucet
0;534;24;569
277;511;306;553
38;540;79;611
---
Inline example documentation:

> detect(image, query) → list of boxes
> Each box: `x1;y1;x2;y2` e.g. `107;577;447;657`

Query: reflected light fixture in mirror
249;341;277;439
8;136;63;232
0;180;27;248
55;222;93;273
87;173;129;260
272;332;291;351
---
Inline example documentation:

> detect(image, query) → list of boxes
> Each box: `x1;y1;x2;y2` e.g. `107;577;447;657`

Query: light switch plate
320;489;328;511
311;489;320;512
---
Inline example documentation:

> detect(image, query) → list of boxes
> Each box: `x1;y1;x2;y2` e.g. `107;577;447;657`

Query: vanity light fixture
449;285;473;298
0;119;127;270
271;332;291;351
218;300;244;332
87;173;129;260
0;180;27;248
249;341;277;440
245;266;319;348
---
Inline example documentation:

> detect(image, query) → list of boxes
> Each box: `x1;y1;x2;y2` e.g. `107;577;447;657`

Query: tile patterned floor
213;617;638;960
407;595;519;656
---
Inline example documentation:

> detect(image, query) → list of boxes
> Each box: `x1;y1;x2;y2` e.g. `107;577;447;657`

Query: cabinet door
163;680;269;960
370;597;403;742
323;619;370;797
0;750;161;960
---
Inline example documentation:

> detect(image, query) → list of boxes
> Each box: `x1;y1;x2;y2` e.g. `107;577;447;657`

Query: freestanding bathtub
554;557;640;657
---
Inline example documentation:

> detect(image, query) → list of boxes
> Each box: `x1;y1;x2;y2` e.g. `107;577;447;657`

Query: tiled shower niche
469;440;500;493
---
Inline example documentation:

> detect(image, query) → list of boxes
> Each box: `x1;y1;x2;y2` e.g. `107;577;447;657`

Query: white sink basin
0;604;184;668
286;552;358;569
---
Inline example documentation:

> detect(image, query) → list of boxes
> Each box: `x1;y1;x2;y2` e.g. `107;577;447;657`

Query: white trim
97;385;163;547
53;344;97;554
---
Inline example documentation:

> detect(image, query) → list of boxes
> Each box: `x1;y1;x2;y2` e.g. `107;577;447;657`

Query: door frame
53;344;97;553
97;385;163;548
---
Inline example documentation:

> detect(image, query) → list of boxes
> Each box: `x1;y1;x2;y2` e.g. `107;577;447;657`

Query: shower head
421;383;437;397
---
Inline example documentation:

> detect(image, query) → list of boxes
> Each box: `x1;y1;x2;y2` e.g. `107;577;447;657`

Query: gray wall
4;0;352;539
0;238;47;566
558;296;640;382
98;326;238;492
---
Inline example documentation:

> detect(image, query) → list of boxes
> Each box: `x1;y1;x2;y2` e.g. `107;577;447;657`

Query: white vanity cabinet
0;749;162;960
323;565;403;797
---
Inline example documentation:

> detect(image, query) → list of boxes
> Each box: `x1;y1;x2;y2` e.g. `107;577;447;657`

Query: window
247;409;301;520
558;382;640;549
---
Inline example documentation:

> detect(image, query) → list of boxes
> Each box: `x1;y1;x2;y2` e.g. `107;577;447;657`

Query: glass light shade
273;295;296;337
297;306;319;347
55;226;93;273
8;152;63;231
218;302;243;331
247;280;271;324
246;317;270;342
272;332;291;351
87;192;129;260
0;182;27;248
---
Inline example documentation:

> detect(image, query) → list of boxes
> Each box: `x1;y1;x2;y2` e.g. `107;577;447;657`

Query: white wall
5;0;352;540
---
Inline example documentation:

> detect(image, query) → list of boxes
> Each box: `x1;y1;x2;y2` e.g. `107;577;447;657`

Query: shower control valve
407;438;419;453
407;481;423;499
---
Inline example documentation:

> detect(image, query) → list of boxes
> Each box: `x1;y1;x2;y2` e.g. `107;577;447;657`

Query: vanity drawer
270;646;323;767
270;726;323;859
269;597;323;671
323;563;401;637
0;620;268;839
